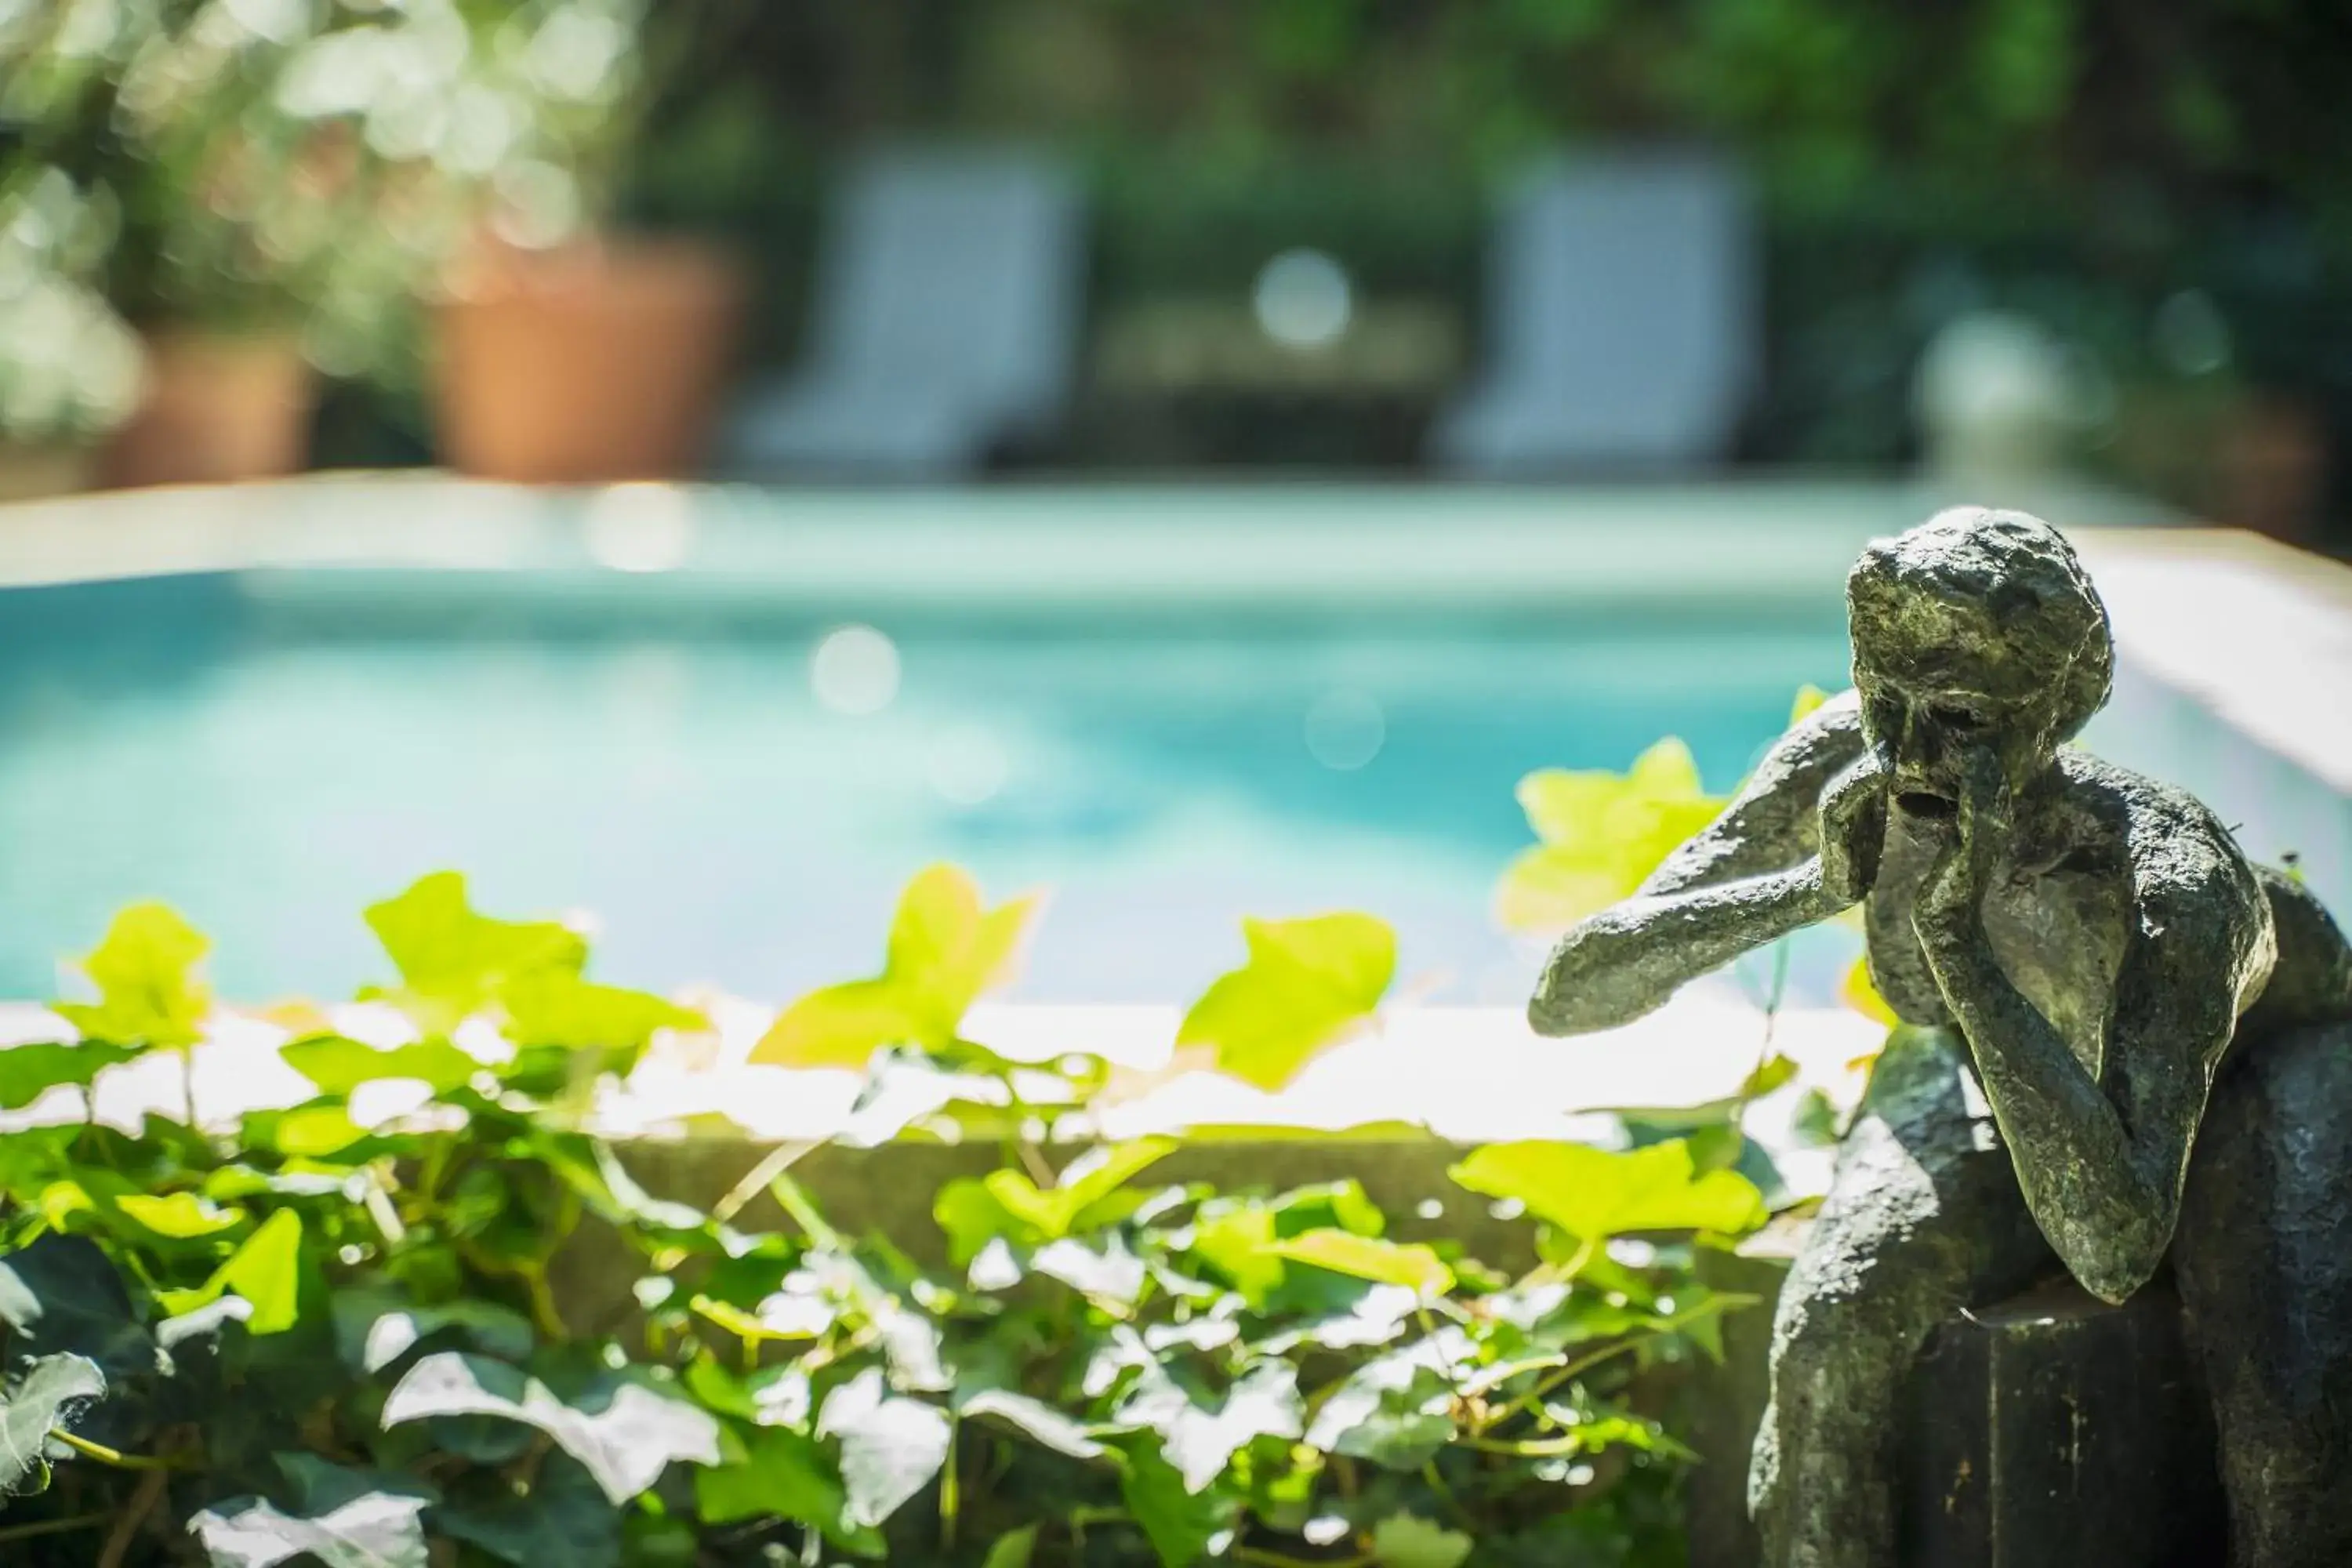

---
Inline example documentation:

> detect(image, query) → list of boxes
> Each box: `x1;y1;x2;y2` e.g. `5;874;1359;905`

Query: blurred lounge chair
1430;152;1756;476
720;147;1085;480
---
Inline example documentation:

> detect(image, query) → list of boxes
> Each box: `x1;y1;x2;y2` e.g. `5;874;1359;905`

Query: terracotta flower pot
433;236;744;484
103;329;315;489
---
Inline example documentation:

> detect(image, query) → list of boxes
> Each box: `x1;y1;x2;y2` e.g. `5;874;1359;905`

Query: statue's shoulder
2055;750;2264;914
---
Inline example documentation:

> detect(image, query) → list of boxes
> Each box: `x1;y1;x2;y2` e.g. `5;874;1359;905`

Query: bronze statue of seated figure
1530;508;2352;1566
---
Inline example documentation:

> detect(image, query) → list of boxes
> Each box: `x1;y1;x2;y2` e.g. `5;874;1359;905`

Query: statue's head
1846;507;2111;815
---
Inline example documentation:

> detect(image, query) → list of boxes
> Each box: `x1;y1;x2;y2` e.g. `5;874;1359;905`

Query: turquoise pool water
0;569;1852;1005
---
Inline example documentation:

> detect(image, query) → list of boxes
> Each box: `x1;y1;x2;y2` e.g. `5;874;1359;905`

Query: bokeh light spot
810;625;900;717
1253;249;1352;350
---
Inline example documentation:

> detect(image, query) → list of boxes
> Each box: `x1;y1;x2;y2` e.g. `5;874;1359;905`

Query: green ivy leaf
499;974;704;1059
752;865;1038;1067
1371;1511;1473;1568
1269;1230;1452;1296
380;1352;721;1504
0;1041;140;1111
364;873;586;1027
158;1209;306;1334
1494;740;1727;932
52;902;212;1048
280;1036;480;1098
190;1490;430;1568
1303;1347;1455;1471
0;1353;105;1495
982;1524;1040;1568
331;1290;534;1376
1449;1139;1767;1245
1114;1433;1227;1568
1115;1362;1303;1494
1188;1205;1283;1309
0;1234;152;1377
958;1388;1106;1462
1177;913;1395;1091
434;1450;619;1568
694;1423;881;1557
817;1367;953;1529
934;1137;1178;1262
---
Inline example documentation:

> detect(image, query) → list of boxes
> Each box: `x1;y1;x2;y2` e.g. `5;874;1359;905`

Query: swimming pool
5;475;2276;1008
0;574;1850;1004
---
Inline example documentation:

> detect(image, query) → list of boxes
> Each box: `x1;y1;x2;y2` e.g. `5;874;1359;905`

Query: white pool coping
0;989;1882;1201
0;470;2173;608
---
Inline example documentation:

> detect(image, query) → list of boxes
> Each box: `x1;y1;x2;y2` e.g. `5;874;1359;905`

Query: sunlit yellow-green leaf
934;1137;1178;1262
1372;1511;1472;1568
1842;954;1900;1027
158;1209;306;1334
280;1036;480;1097
1189;1205;1283;1308
1788;684;1835;726
1177;913;1395;1091
1270;1229;1453;1295
1494;740;1727;933
53;903;212;1048
115;1192;243;1239
753;866;1040;1068
501;973;706;1055
365;872;586;1028
1450;1138;1766;1244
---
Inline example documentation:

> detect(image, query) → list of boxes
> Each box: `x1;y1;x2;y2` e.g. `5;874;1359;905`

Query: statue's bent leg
2177;1019;2352;1568
1751;1026;2052;1568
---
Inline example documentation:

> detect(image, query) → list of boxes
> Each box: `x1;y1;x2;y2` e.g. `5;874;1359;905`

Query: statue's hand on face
1914;746;2013;943
1818;750;1889;908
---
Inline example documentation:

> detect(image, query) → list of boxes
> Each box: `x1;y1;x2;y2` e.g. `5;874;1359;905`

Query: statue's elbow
2063;1213;2172;1307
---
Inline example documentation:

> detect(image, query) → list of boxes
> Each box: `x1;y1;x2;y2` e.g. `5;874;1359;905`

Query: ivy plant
0;769;1806;1562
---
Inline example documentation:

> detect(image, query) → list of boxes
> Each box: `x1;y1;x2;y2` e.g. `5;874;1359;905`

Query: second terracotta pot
434;236;744;485
103;329;315;489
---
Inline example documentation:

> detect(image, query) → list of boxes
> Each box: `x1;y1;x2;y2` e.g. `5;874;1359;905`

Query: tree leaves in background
753;864;1039;1068
363;872;586;1028
380;1352;721;1504
52;902;211;1047
1176;913;1395;1091
1450;1138;1767;1246
0;1352;104;1494
1494;739;1728;932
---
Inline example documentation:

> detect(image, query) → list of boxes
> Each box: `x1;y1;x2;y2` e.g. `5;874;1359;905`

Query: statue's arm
1922;802;2269;1304
1529;694;1872;1036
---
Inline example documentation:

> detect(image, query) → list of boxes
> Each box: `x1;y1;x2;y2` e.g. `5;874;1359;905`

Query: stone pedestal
1898;1276;2228;1567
